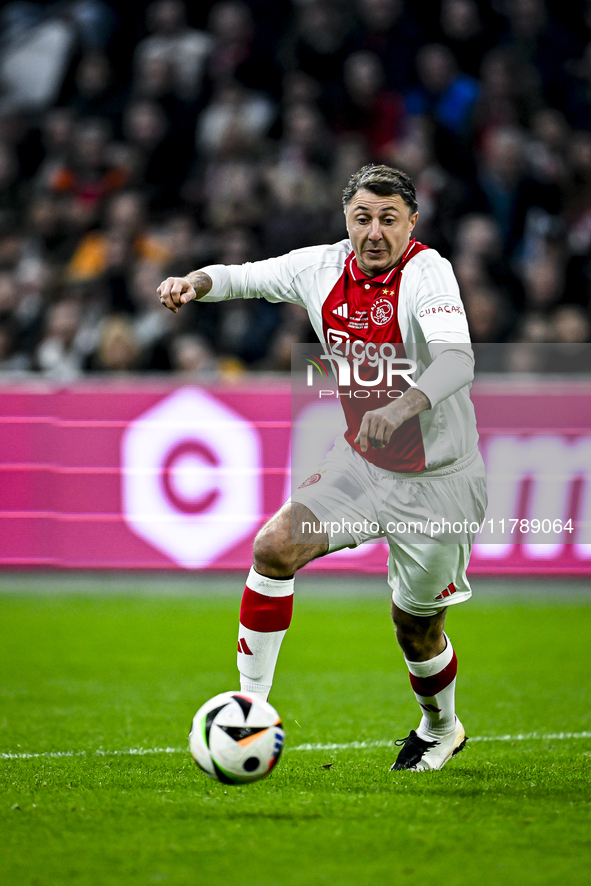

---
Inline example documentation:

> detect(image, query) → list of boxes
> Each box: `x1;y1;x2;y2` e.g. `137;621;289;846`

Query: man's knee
253;521;295;576
252;503;328;577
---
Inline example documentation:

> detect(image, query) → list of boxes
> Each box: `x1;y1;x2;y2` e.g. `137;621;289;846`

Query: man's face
345;189;418;277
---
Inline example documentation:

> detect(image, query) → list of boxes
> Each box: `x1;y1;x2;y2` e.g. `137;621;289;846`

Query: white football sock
237;566;294;700
405;633;458;739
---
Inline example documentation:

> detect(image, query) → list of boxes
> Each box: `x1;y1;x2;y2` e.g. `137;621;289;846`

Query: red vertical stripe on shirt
321;240;429;472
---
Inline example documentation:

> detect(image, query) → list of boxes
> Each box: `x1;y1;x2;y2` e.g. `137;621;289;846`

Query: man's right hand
158;271;214;312
157;277;196;313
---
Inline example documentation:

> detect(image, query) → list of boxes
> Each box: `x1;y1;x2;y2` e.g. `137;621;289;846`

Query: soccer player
158;164;487;771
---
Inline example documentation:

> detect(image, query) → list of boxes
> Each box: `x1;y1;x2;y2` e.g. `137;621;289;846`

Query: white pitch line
291;731;591;751
1;731;590;762
0;747;181;761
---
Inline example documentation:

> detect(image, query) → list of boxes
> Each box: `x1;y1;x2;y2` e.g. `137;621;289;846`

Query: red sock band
409;650;458;697
240;586;293;633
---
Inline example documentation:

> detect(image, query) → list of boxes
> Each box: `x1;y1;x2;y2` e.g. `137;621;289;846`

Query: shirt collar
346;239;417;285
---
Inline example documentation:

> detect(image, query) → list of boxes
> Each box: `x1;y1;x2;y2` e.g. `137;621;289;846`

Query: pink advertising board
0;377;589;574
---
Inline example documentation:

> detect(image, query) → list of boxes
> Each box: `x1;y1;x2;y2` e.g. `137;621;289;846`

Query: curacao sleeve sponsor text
418;303;465;318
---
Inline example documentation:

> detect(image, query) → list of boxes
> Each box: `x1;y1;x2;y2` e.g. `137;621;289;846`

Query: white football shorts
290;435;488;617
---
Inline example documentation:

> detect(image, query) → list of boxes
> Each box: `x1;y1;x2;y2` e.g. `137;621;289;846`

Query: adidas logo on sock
237;638;253;655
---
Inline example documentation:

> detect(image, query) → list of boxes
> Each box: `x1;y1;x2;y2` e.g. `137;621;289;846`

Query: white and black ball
189;692;285;785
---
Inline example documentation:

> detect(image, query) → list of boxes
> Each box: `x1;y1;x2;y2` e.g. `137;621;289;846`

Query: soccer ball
189;691;285;785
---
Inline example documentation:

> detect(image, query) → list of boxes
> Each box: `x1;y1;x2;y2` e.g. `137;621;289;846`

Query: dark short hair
342;164;418;215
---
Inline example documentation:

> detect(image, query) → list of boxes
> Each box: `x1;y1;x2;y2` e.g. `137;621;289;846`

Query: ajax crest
298;472;322;488
370;297;394;326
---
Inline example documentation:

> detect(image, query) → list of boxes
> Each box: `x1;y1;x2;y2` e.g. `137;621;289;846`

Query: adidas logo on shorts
435;582;457;601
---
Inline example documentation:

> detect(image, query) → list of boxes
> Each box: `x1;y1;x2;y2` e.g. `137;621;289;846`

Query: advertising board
0;378;589;573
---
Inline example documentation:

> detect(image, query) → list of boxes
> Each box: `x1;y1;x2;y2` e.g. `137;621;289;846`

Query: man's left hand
354;389;430;452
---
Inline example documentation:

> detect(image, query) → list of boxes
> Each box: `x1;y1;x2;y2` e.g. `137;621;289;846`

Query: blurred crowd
0;0;590;379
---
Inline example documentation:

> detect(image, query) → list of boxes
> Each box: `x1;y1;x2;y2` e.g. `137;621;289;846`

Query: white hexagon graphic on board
121;386;262;567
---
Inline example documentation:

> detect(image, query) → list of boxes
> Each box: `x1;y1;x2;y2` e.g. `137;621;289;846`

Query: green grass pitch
1;573;590;886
